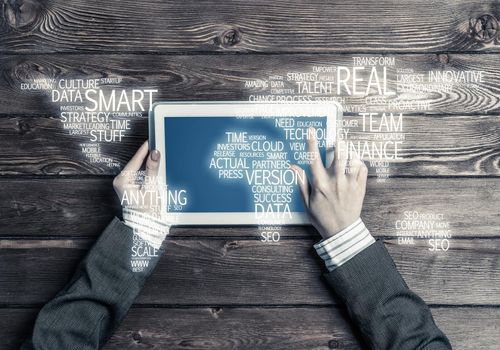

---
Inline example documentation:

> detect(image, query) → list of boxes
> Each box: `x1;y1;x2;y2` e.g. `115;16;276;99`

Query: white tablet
149;101;342;225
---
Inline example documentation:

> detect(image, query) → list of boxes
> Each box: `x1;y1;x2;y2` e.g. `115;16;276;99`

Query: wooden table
0;1;499;349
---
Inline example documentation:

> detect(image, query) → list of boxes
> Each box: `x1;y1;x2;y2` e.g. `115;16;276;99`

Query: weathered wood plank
0;115;498;176
0;0;498;53
3;307;498;350
1;54;500;115
0;238;498;305
1;307;363;350
0;178;120;237
0;178;497;237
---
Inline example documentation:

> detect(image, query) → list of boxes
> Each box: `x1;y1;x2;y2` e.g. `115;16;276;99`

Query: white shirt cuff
314;218;375;272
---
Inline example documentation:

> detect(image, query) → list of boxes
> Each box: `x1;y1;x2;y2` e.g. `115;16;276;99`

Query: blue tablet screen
164;116;327;214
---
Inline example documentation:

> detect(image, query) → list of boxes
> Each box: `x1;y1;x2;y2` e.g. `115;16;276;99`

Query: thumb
145;149;160;181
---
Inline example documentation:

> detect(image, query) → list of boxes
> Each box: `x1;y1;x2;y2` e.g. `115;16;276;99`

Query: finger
332;141;348;177
125;140;149;170
350;144;360;160
306;128;327;182
145;149;161;181
346;152;363;179
122;140;149;175
328;141;340;172
290;164;310;209
357;161;368;189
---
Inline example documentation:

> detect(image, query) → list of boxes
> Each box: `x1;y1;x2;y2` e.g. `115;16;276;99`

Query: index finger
121;140;149;177
307;128;328;182
332;141;348;177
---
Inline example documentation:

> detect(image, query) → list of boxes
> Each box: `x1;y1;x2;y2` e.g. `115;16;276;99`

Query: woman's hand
113;140;162;217
113;141;168;249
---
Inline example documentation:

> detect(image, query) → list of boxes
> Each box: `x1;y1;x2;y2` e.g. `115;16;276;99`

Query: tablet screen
164;115;328;218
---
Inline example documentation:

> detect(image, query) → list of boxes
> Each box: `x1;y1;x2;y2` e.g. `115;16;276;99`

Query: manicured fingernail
151;150;160;161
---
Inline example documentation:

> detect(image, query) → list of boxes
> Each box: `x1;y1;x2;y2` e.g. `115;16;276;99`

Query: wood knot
437;53;449;64
218;29;242;48
210;307;223;318
469;14;498;42
328;339;339;349
17;119;31;135
224;240;238;250
221;240;238;257
2;0;42;30
132;331;142;343
13;61;52;86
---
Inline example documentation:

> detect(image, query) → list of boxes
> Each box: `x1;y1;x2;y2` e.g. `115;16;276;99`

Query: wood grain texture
0;238;498;306
0;115;498;176
105;307;500;350
1;54;500;115
0;178;120;237
0;0;498;348
3;307;499;350
0;0;498;53
0;178;498;238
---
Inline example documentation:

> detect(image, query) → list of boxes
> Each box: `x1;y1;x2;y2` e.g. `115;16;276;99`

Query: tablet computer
149;101;342;225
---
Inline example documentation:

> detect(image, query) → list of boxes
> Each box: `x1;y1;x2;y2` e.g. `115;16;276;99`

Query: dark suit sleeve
21;218;163;350
324;240;452;350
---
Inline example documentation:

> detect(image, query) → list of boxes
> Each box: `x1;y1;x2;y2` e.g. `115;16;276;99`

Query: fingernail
151;150;160;161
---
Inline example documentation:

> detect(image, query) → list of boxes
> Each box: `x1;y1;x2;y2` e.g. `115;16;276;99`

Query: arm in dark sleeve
324;240;452;350
21;218;163;350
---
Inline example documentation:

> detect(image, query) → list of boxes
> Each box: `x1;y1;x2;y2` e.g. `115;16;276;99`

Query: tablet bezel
149;101;342;225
